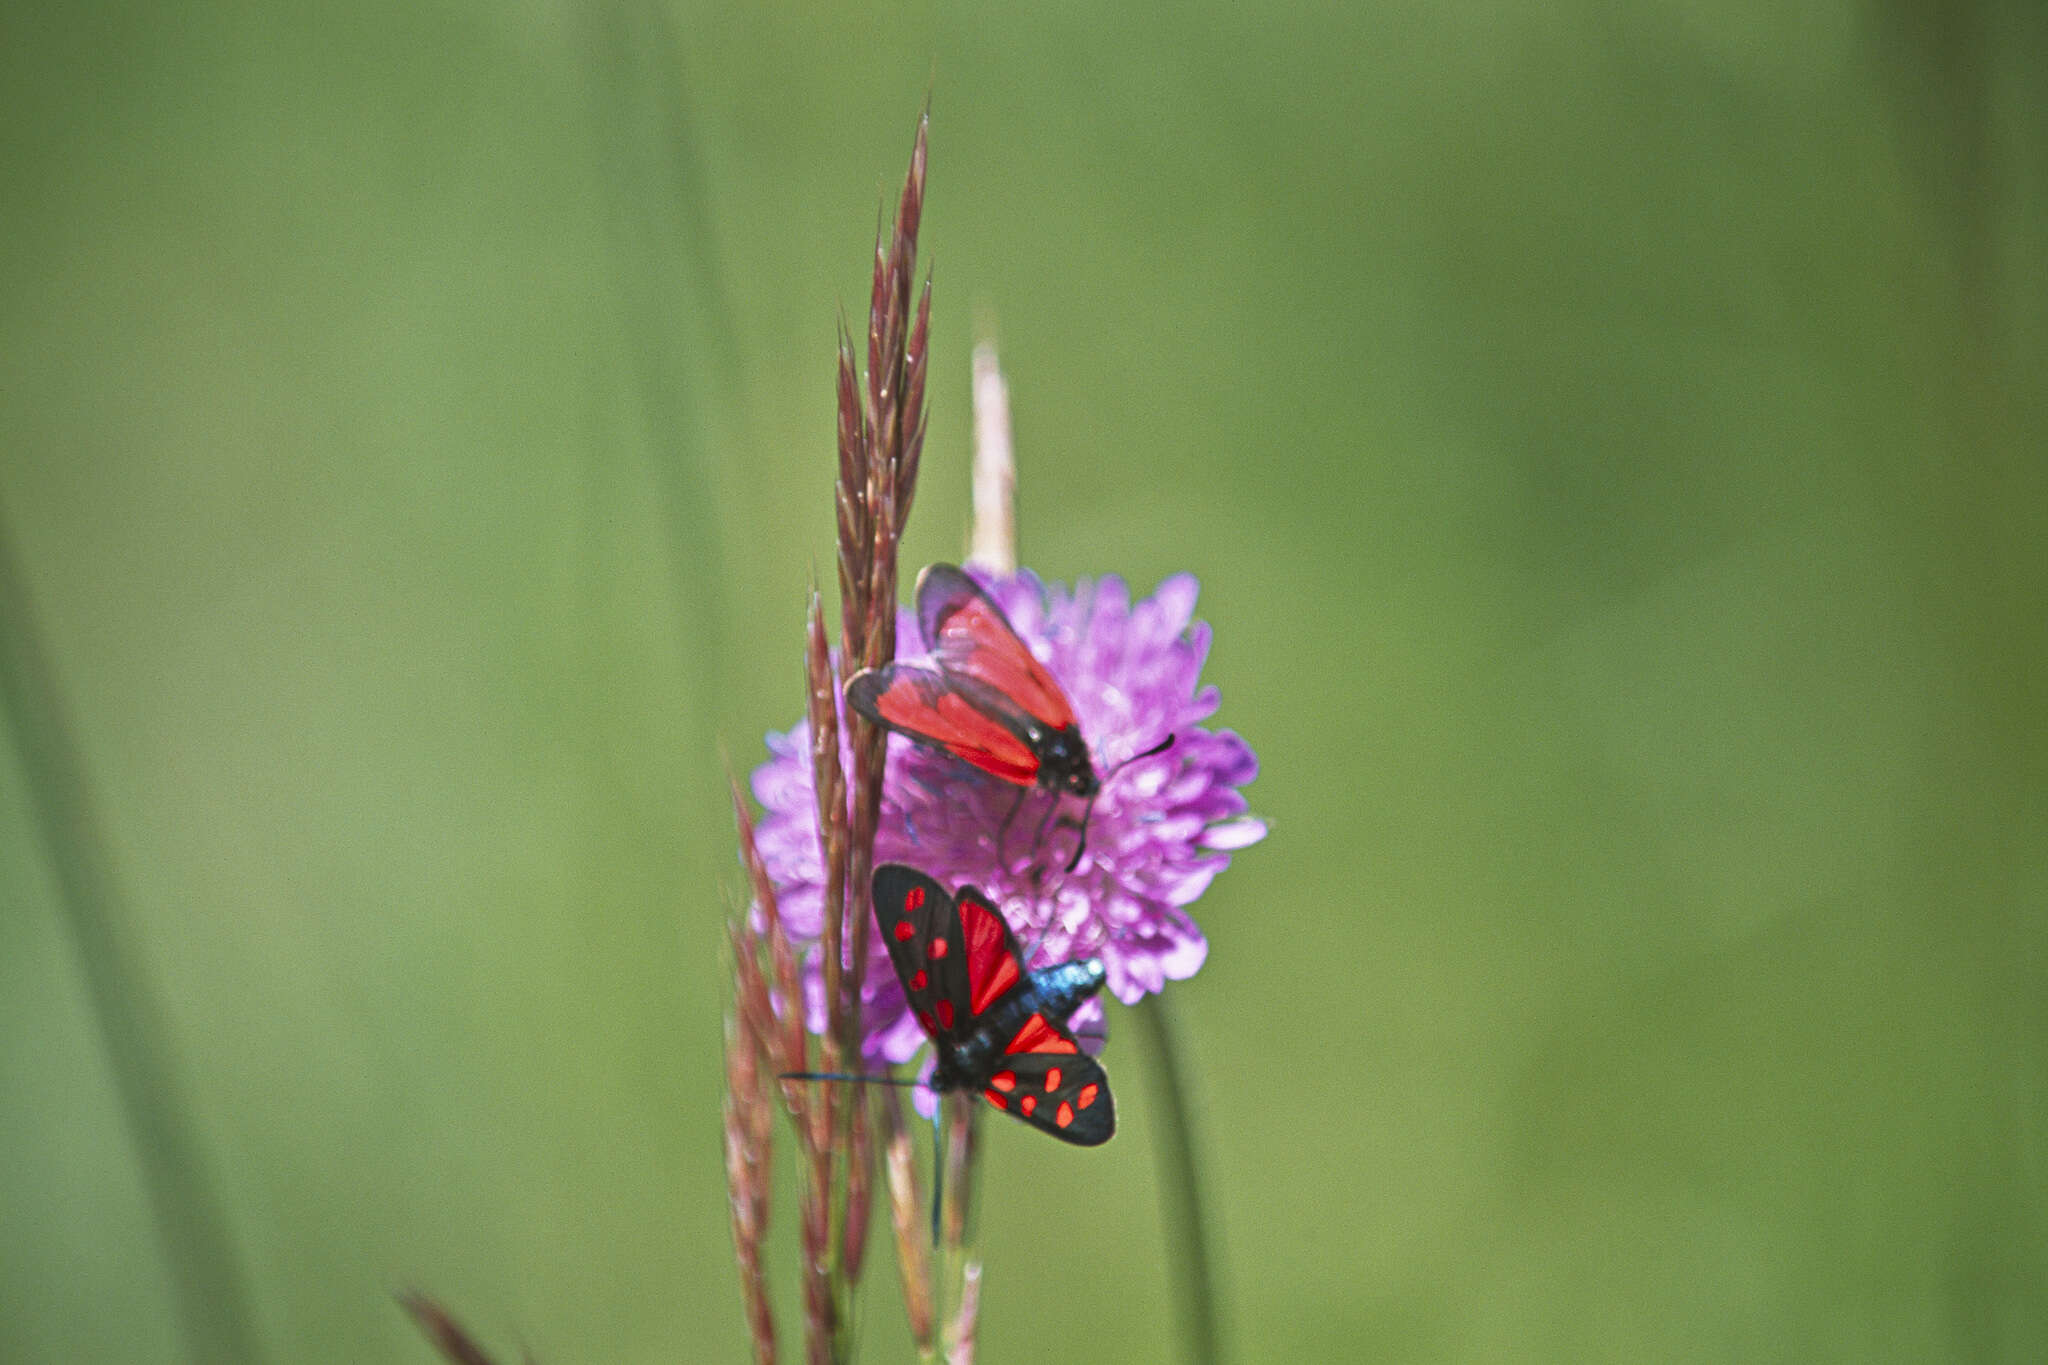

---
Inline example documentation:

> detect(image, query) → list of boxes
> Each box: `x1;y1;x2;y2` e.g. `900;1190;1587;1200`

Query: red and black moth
875;862;1114;1145
846;563;1168;869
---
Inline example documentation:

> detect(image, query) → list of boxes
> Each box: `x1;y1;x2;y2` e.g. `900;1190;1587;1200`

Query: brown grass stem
724;107;935;1365
398;1292;520;1365
724;1009;777;1365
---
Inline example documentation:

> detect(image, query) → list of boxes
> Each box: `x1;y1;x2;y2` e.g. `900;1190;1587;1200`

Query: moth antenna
1103;731;1175;782
1060;734;1173;872
779;1070;925;1088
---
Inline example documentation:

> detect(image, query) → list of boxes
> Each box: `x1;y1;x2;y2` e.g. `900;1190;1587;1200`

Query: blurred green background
4;1;2045;1361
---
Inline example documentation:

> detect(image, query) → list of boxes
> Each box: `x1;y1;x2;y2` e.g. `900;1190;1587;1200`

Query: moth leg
1053;792;1097;873
1029;790;1062;866
1020;911;1058;967
994;783;1029;865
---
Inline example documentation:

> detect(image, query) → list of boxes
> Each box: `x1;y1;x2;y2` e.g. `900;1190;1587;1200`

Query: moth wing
980;1015;1114;1146
952;886;1027;1019
871;864;973;1048
916;564;1076;731
845;662;1041;786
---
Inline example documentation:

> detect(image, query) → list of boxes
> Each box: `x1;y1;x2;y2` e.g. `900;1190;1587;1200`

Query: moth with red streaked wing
846;563;1170;870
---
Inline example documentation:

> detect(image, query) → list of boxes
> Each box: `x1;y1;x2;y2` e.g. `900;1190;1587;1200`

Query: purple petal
1150;573;1200;636
1155;924;1209;981
1203;817;1268;851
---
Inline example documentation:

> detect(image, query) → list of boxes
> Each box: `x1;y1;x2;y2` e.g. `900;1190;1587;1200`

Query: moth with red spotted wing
874;862;1114;1144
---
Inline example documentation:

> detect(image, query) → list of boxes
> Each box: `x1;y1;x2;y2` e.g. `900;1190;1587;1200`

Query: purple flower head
750;568;1264;1068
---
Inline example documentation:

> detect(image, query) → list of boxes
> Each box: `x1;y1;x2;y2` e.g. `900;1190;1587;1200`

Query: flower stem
1134;993;1226;1365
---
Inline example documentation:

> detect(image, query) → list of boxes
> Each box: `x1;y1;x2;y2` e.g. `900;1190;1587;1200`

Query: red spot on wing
934;1000;953;1029
904;885;925;912
1005;1013;1081;1056
990;1070;1016;1093
1020;1094;1037;1116
984;1089;1006;1110
1044;1067;1062;1092
959;897;1022;1015
909;969;927;991
1078;1083;1099;1109
893;921;915;942
1055;1101;1075;1129
917;1011;936;1035
928;937;950;959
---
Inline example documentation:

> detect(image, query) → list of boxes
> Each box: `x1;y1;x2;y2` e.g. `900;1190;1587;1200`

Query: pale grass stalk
879;1086;936;1354
933;1085;983;1365
966;338;1016;575
947;1263;982;1365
